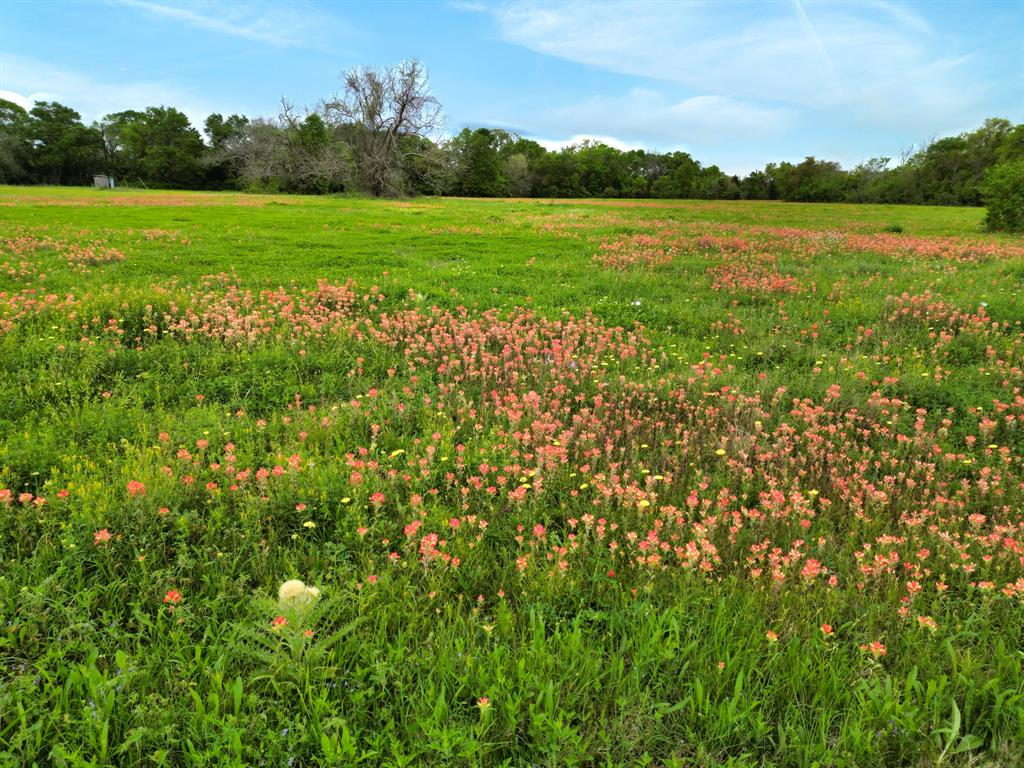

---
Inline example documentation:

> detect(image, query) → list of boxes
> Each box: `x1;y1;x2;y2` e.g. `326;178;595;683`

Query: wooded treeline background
1;60;1022;228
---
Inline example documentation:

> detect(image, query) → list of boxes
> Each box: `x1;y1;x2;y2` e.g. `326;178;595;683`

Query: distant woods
1;59;1022;229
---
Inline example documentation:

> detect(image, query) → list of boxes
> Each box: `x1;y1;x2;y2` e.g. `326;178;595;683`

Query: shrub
983;159;1024;232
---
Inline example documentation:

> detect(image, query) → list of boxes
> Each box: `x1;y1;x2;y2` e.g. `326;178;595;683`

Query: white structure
93;174;115;189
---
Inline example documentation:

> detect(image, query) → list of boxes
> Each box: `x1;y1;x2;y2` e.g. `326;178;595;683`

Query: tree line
1;60;1022;229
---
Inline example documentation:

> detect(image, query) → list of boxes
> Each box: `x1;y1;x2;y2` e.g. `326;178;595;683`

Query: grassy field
1;186;1023;767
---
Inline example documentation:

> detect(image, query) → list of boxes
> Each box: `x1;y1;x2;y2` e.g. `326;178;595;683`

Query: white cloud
543;90;794;146
0;89;43;111
482;0;985;133
0;52;216;129
113;0;317;47
533;134;645;152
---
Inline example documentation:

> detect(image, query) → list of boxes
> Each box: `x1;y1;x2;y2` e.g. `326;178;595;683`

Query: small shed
93;174;115;189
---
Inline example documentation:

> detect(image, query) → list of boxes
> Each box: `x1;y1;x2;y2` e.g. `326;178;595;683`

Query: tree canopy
0;62;1021;228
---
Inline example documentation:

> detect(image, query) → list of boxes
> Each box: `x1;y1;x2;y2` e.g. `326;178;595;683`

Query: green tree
774;157;851;202
27;102;102;185
532;150;581;197
501;153;532;196
998;123;1024;162
202;113;249;188
137;107;205;187
499;137;546;196
574;142;636;197
740;168;776;200
204;113;249;151
907;120;1014;206
651;152;701;198
101;107;205;187
98;109;145;179
983;159;1024;231
696;165;740;199
450;128;504;196
0;99;31;183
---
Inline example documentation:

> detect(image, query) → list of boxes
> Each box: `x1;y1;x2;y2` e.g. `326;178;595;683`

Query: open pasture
1;187;1023;767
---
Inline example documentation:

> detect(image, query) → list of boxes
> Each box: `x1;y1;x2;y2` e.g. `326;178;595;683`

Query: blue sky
1;0;1022;173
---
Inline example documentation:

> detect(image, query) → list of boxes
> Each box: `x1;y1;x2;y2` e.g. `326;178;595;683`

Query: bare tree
207;100;350;193
206;117;283;190
278;99;351;193
324;59;443;196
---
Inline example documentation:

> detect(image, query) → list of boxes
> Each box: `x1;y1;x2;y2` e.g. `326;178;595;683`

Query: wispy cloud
792;0;845;104
479;0;985;133
447;0;488;11
0;52;216;128
113;0;314;47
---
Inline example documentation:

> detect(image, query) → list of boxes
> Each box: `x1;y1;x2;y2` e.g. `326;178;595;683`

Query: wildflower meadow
1;186;1023;767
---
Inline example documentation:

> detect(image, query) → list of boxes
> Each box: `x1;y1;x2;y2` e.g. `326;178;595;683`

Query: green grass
1;187;1022;767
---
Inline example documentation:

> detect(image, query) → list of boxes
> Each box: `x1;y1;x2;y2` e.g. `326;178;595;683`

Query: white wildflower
278;579;320;608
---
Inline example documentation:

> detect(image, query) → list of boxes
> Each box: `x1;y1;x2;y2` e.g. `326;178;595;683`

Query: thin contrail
793;0;847;104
